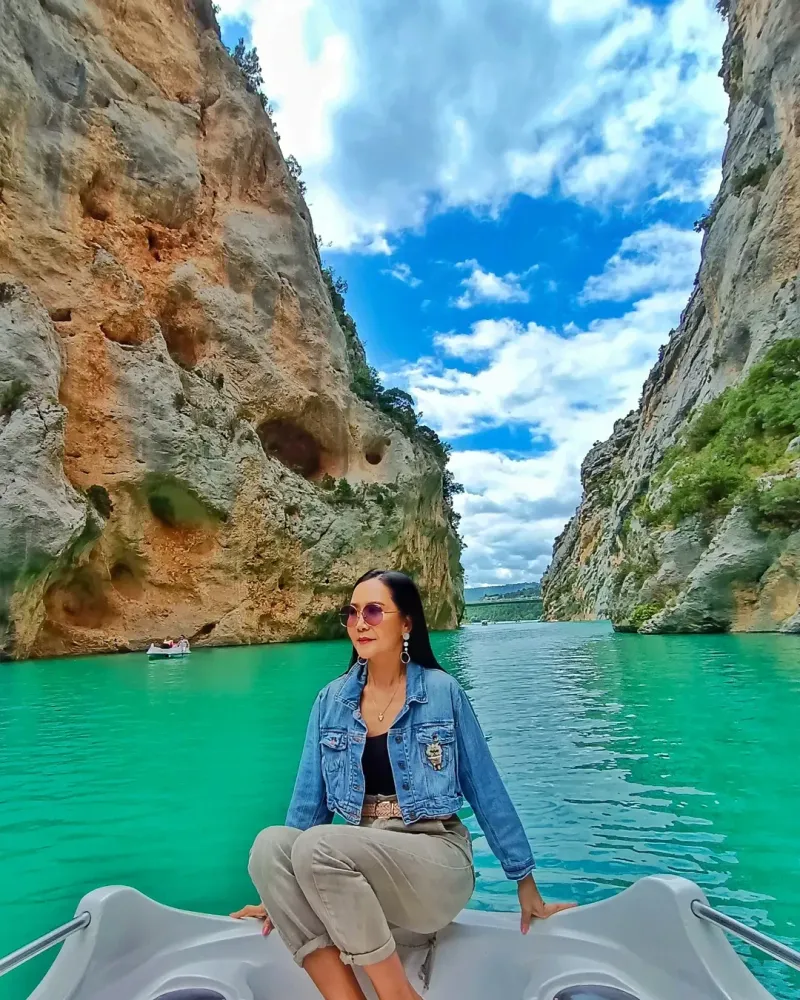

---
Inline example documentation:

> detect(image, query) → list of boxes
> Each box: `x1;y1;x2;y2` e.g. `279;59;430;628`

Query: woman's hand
230;902;273;936
517;875;576;934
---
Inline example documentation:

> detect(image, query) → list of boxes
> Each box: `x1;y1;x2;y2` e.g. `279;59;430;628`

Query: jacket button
402;781;409;791
398;761;406;770
395;735;402;744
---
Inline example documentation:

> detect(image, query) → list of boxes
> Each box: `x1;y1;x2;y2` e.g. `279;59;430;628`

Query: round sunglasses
338;603;400;628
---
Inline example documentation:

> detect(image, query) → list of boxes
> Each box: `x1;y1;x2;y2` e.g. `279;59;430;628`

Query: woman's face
346;578;410;661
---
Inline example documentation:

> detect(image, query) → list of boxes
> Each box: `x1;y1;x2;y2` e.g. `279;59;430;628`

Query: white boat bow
3;875;797;999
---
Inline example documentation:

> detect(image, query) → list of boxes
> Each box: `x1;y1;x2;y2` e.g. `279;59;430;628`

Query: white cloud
399;225;697;584
581;223;701;302
450;448;582;584
408;292;681;442
435;318;520;359
217;0;727;250
452;260;533;309
364;235;395;256
383;262;422;287
549;0;626;24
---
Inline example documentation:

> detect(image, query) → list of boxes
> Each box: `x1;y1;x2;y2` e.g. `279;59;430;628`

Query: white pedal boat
147;645;190;659
3;876;798;1000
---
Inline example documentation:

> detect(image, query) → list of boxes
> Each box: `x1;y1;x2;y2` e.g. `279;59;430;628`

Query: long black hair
346;569;444;670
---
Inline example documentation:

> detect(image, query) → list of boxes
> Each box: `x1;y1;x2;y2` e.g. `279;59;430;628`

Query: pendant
378;712;385;721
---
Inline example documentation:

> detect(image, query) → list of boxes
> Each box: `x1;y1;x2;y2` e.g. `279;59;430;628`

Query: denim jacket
286;661;535;881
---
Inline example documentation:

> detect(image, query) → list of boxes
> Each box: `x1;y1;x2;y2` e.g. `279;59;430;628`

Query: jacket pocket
320;729;348;798
415;724;457;796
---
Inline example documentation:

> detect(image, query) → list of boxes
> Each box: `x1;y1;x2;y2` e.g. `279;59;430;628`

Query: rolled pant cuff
293;933;335;966
340;936;397;967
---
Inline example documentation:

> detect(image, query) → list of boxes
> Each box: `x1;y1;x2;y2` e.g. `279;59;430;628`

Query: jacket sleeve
454;686;535;881
285;693;333;829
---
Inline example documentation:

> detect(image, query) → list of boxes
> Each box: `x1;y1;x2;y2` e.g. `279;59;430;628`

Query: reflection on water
1;623;798;999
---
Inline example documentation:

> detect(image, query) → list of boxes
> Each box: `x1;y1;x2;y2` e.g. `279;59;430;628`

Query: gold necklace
370;675;403;722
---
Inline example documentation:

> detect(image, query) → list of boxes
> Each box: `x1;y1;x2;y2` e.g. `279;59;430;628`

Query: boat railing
0;912;90;977
691;900;800;972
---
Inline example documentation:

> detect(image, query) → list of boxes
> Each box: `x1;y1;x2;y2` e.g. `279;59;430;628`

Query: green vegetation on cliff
0;378;27;416
642;339;800;531
321;266;465;545
628;601;665;630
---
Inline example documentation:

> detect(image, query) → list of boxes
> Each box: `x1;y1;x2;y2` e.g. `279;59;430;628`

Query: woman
232;569;573;1000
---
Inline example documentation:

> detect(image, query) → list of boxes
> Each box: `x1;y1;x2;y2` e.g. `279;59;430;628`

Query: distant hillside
465;581;541;602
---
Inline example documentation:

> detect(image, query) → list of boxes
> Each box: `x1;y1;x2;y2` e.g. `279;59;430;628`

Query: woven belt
361;799;404;820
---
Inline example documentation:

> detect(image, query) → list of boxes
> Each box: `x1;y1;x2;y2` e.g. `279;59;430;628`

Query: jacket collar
336;659;428;710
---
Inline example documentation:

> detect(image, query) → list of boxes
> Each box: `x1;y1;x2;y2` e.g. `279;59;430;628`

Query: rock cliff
542;0;800;633
0;0;463;658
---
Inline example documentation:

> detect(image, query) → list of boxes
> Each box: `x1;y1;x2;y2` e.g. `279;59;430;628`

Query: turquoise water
1;621;799;999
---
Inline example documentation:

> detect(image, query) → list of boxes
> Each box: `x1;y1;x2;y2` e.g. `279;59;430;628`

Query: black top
362;733;396;796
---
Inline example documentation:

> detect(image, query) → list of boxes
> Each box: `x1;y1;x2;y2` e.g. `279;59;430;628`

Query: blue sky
217;0;728;586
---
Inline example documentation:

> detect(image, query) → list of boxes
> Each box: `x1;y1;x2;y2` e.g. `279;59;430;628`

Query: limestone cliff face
542;0;800;633
0;0;463;658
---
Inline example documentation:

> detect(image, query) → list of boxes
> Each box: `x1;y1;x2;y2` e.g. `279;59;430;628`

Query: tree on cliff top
230;38;276;124
286;155;307;196
231;38;263;92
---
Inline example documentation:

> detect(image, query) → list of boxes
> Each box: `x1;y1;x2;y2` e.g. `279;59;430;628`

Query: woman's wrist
518;873;543;900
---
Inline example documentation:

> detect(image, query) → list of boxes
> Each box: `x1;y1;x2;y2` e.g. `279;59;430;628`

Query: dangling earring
357;656;368;668
401;632;410;664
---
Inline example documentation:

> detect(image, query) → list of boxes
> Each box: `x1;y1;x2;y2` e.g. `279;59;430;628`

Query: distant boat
481;620;489;626
146;643;190;659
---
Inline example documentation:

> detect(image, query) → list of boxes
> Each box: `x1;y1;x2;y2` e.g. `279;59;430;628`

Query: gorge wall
0;0;463;659
542;0;800;634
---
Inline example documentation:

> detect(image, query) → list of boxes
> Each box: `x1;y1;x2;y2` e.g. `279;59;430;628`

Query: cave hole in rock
195;621;217;637
146;481;216;530
80;170;113;221
110;559;144;600
100;310;152;347
158;298;206;369
110;561;133;581
87;484;113;519
49;308;72;323
147;228;162;261
257;419;326;479
364;438;389;466
46;567;111;630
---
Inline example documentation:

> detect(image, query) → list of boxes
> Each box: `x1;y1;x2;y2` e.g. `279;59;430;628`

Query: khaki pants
248;814;474;970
